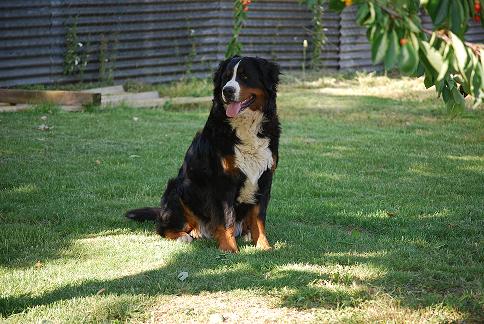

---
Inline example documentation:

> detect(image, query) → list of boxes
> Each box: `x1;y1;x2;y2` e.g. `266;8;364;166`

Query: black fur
126;56;281;246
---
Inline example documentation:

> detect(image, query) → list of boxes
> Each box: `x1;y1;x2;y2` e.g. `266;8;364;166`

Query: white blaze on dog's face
221;58;267;118
222;60;241;103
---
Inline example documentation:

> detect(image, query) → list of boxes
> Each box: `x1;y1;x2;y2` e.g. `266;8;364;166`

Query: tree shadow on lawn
2;161;482;320
1;207;482;321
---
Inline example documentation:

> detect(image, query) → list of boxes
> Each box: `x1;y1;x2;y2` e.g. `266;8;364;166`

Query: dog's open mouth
225;95;255;118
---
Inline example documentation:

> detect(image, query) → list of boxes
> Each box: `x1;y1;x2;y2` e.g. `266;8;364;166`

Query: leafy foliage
63;17;89;80
226;0;252;58
328;0;484;111
300;0;327;70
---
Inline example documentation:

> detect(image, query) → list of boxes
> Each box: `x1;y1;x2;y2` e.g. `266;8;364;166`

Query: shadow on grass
1;207;482;321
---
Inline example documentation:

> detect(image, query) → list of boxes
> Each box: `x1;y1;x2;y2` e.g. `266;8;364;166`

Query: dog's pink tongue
226;101;241;118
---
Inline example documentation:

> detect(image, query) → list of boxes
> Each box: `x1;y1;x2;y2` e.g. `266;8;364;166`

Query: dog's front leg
213;202;239;253
245;204;271;250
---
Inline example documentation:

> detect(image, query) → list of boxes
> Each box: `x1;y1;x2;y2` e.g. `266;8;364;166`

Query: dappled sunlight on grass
447;154;484;161
416;209;450;219
271;262;386;283
408;162;437;177
6;184;38;194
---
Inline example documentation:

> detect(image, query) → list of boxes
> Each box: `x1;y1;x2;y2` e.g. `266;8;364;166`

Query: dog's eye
240;73;248;80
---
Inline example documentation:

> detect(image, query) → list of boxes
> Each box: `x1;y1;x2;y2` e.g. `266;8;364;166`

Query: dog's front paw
255;237;272;250
189;228;202;239
176;233;193;243
218;244;239;253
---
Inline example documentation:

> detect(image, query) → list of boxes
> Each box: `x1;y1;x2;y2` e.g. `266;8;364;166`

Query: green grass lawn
1;77;483;323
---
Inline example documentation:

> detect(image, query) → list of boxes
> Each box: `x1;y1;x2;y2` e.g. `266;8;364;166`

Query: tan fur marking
271;154;277;172
213;225;239;253
180;199;203;237
180;199;198;228
246;205;271;250
239;86;266;112
221;155;238;175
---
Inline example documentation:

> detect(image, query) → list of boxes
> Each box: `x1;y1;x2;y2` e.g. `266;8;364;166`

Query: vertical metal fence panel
339;6;378;71
228;0;340;71
0;1;57;86
0;1;483;87
0;0;224;87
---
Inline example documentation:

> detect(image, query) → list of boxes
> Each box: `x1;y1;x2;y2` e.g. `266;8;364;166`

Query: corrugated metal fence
0;0;483;87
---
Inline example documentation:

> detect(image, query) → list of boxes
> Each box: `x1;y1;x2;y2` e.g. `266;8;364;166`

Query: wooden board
0;104;82;113
82;85;125;95
0;89;101;106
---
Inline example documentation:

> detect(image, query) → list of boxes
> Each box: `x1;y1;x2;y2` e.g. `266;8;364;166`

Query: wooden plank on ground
105;98;168;108
102;96;213;109
170;96;212;105
82;85;125;95
0;89;101;106
101;91;159;104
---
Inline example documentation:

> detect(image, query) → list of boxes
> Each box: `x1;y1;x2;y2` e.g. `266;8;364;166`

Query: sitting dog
125;56;280;252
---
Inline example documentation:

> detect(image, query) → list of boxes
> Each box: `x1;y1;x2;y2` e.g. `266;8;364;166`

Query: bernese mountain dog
125;56;280;253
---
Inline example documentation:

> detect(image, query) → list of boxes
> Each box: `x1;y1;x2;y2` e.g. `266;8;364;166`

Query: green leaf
441;42;450;59
434;0;450;27
404;16;421;33
368;2;376;25
414;62;425;77
409;32;420;52
449;0;465;37
371;31;389;65
425;0;440;17
384;29;399;70
437;78;446;92
450;32;468;72
398;43;418;75
328;0;345;12
450;86;466;110
437;59;449;81
442;84;451;101
356;3;370;25
424;69;436;88
420;41;444;72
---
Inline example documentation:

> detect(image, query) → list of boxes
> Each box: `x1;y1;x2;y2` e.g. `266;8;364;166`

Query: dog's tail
125;207;162;222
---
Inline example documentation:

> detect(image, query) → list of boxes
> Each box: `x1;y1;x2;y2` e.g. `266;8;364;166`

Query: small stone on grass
177;271;189;281
37;124;51;131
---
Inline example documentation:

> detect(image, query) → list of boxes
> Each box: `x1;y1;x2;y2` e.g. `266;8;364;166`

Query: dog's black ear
255;57;280;96
213;56;240;91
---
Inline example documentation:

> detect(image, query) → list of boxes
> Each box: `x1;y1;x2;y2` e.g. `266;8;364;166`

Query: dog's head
213;56;280;118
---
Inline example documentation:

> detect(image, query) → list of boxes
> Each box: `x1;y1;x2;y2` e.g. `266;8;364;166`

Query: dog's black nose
222;86;235;101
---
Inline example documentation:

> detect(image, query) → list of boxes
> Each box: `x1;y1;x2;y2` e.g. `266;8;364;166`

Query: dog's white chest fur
229;110;273;204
